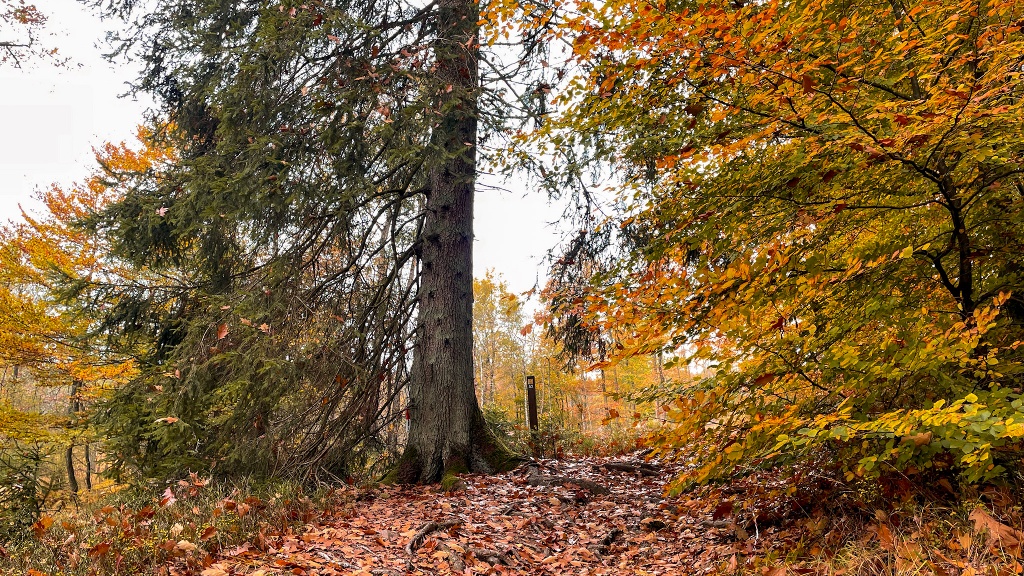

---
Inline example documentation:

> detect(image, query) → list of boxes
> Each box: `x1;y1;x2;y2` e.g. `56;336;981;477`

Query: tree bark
394;0;515;483
66;380;80;495
65;446;79;495
84;443;93;490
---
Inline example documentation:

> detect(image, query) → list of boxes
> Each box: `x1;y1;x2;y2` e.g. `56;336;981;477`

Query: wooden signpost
525;375;539;432
526;375;540;456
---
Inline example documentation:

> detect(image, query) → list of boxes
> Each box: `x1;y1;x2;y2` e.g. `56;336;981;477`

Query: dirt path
197;457;743;575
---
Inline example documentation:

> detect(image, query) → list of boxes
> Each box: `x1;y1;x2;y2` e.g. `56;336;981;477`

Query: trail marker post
526;375;539;456
525;375;539;432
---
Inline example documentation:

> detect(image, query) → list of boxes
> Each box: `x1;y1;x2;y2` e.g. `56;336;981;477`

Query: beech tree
0;134;157;529
535;0;1024;486
86;0;555;482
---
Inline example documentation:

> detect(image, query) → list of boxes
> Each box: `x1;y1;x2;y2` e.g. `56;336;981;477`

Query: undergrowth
483;406;643;459
0;473;359;576
689;465;1024;575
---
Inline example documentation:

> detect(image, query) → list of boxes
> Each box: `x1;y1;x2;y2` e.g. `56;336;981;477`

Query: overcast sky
0;0;563;296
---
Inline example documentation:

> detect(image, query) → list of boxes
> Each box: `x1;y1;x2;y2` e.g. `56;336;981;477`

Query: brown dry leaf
969;507;1021;548
877;523;895;552
30;515;53;538
88;541;112;558
175;540;198;552
906;431;933;446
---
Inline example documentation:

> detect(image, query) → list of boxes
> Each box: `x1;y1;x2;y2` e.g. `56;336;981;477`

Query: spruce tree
88;0;546;481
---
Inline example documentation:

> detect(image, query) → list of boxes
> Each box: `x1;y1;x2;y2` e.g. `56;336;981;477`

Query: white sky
0;0;563;296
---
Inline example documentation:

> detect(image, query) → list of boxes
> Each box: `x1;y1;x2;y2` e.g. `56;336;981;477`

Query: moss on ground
381;446;420;485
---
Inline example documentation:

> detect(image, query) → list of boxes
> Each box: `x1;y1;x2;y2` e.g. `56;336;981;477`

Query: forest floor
188;456;750;576
14;453;1024;575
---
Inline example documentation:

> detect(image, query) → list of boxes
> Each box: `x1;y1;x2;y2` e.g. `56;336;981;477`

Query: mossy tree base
386;412;523;486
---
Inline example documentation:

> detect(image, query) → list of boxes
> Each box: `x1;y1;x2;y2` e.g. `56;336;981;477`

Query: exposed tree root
438;543;465;571
405;519;462;572
405;519;461;556
599;461;660;476
469;547;509;566
526;469;610;495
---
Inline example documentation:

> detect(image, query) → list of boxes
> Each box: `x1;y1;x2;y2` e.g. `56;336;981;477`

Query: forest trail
192;457;742;576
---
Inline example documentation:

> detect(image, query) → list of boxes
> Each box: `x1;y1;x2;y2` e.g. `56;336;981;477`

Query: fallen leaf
88;542;112;558
175;540;198;552
970;507;1021;547
160;487;177;507
31;516;53;538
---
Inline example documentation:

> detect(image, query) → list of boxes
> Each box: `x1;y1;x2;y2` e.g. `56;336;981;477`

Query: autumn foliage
531;0;1024;488
0;1;63;67
9;0;1024;571
0;130;170;535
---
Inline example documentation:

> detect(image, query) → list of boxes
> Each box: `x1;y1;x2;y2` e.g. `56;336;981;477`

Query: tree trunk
393;0;515;484
66;446;79;495
66;380;80;495
84;443;93;490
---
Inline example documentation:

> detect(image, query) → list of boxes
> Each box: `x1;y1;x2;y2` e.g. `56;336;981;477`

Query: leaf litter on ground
159;455;762;575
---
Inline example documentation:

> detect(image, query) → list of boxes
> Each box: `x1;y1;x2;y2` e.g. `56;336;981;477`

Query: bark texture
84;443;93;490
66;380;80;495
396;0;515;483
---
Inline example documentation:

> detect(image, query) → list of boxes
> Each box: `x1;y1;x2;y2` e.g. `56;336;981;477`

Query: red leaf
802;74;816;94
712;501;734;520
88;542;112;558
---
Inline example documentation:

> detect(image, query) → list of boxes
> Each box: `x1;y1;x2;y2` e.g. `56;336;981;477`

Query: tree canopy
537;0;1024;487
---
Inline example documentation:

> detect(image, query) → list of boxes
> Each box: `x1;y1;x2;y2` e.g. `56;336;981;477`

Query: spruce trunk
396;0;513;484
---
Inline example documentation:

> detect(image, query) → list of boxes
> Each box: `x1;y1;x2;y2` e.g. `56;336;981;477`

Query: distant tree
0;131;160;520
0;1;58;67
473;271;529;407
